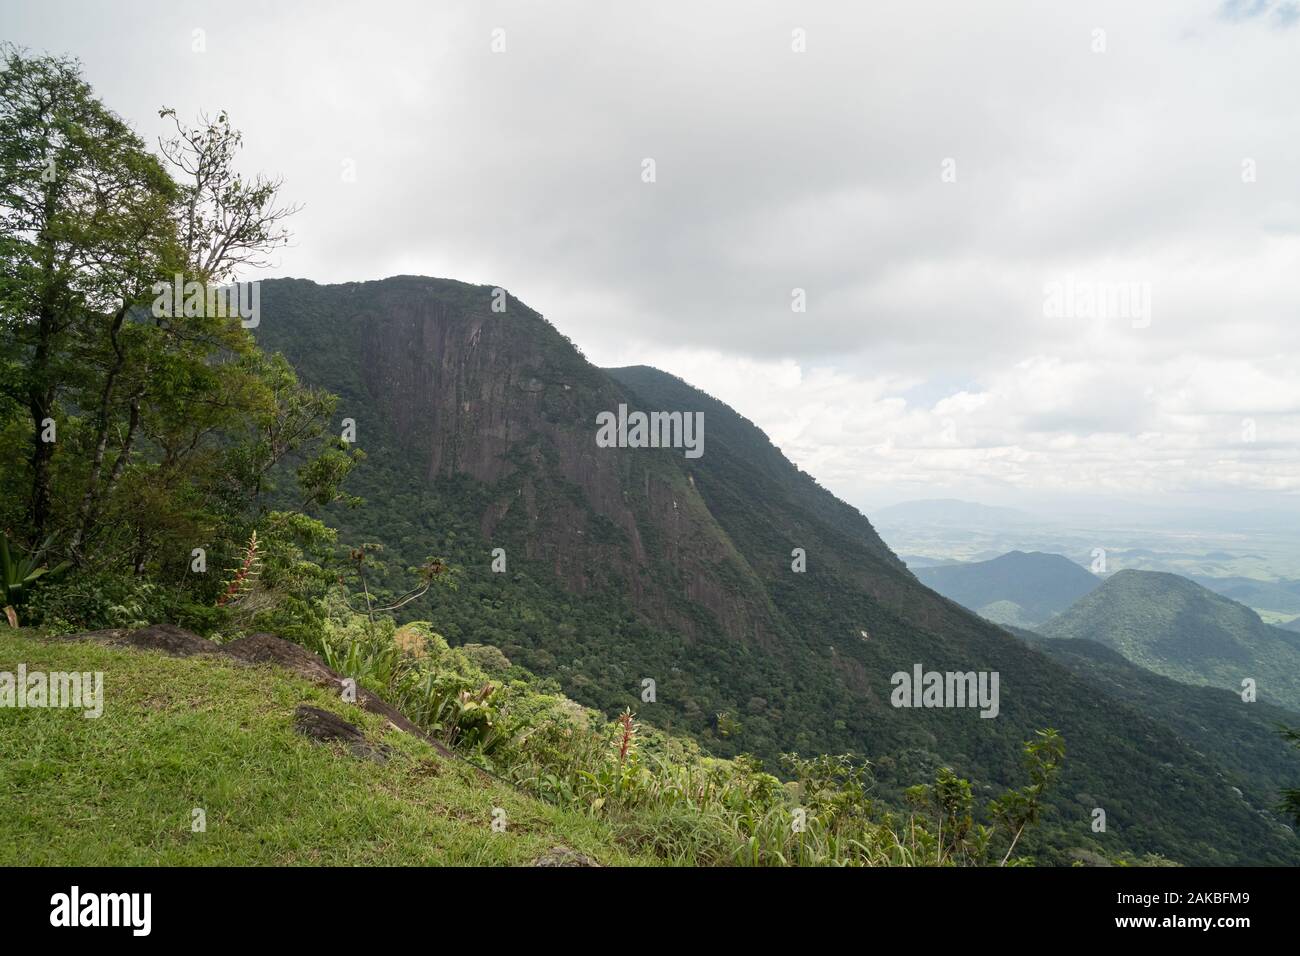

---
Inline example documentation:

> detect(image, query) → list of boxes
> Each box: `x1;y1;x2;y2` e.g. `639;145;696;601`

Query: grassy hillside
914;551;1101;626
0;631;650;866
1040;569;1300;712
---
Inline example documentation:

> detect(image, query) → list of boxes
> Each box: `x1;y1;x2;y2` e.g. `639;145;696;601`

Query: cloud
4;0;1297;510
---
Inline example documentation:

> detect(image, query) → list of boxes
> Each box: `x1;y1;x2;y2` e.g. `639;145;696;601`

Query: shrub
24;570;226;635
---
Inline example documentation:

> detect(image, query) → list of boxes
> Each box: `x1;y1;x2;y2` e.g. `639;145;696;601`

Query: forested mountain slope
1008;625;1298;836
1041;569;1300;712
252;276;1299;865
913;551;1101;626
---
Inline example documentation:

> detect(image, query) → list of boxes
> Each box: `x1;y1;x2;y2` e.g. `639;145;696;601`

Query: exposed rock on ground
294;705;391;761
53;623;218;657
54;624;455;758
223;632;455;757
528;846;601;867
223;631;338;681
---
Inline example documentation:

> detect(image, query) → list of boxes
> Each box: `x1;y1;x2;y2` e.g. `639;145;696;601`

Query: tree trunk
27;174;62;544
70;306;131;559
26;306;57;543
73;387;143;562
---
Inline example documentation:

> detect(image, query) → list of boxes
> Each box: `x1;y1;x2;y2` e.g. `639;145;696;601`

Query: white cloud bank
4;0;1298;512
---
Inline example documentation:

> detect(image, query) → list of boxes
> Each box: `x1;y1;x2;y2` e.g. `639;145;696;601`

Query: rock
293;705;390;761
222;632;337;682
221;632;455;758
528;846;601;867
116;623;218;657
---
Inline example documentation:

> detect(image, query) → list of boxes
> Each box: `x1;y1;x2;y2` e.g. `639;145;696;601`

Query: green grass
0;631;656;866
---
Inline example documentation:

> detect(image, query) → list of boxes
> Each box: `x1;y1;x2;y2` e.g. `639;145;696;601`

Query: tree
989;729;1065;866
0;47;352;583
156;107;298;284
0;46;179;543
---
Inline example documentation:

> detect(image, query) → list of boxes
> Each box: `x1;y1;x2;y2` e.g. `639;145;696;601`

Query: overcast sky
5;0;1299;516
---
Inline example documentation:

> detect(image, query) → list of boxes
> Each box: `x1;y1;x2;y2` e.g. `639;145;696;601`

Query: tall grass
292;596;1065;867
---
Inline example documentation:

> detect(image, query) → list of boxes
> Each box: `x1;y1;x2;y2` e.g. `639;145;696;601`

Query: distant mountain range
1189;574;1300;617
1040;569;1300;712
914;551;1101;627
876;496;1300;594
913;551;1300;707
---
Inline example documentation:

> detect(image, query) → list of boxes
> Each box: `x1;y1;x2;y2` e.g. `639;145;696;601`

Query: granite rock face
257;276;786;648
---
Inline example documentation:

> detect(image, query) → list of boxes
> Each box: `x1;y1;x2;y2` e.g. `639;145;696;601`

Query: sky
4;0;1299;517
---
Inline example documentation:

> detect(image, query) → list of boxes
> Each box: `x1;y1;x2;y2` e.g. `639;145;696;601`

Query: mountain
914;551;1102;627
252;276;1300;865
1189;575;1300;617
1040;569;1300;712
1006;625;1300;833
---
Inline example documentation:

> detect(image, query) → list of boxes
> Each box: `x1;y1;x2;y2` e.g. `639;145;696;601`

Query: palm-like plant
1;532;71;627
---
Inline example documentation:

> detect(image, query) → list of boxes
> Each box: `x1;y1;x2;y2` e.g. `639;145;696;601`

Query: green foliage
987;729;1066;866
276;569;1072;866
23;567;219;633
0;631;657;866
0;531;70;618
1281;726;1300;827
1041;568;1300;710
1020;630;1300;840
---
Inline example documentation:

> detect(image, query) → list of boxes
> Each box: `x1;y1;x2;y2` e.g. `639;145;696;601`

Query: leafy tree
0;46;179;542
0;48;353;584
989;729;1066;865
